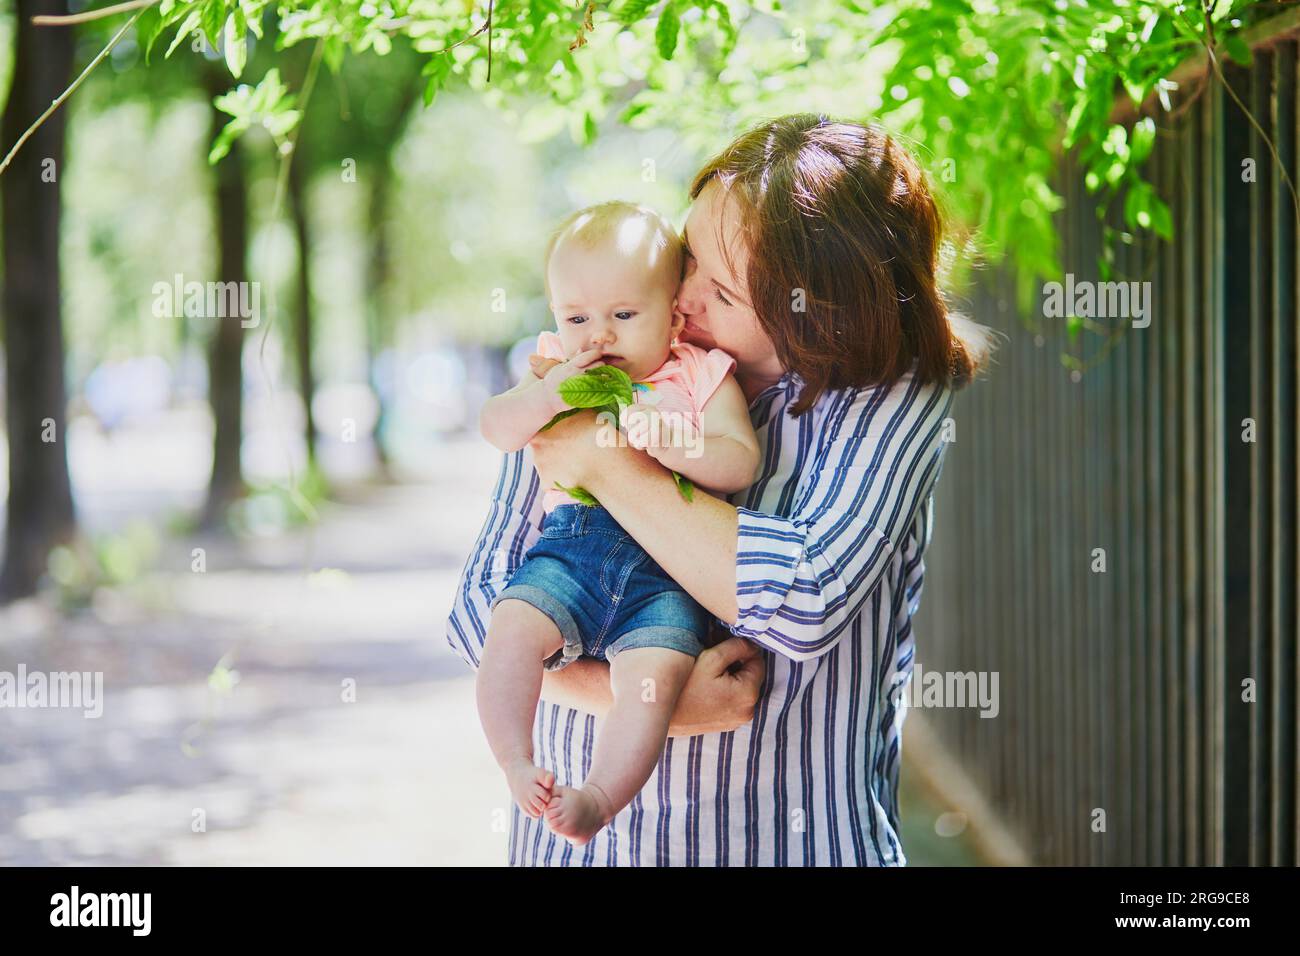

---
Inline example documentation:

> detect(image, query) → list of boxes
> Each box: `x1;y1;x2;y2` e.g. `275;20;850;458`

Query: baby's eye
615;311;637;320
566;315;587;324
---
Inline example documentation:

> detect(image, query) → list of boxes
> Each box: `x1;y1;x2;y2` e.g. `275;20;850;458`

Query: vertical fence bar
1248;49;1277;866
1154;123;1170;865
1164;121;1185;868
1220;60;1254;867
1271;39;1299;867
1181;90;1204;866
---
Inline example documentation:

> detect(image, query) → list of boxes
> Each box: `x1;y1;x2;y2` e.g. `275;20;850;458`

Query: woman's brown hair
690;113;992;416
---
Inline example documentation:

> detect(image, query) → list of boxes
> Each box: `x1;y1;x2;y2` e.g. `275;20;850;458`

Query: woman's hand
667;636;766;737
528;404;622;490
528;351;643;489
539;635;766;736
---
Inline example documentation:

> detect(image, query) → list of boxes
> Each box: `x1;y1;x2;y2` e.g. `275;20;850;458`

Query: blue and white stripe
447;364;953;866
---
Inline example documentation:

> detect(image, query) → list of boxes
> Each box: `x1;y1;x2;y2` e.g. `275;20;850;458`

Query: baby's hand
540;346;606;394
623;405;670;455
528;354;563;378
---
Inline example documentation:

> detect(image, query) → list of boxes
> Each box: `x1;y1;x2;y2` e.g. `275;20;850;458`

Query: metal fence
914;37;1299;865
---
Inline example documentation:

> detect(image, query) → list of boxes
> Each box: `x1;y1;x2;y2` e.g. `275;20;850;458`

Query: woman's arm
445;448;545;670
530;377;954;662
532;408;744;625
540;635;767;737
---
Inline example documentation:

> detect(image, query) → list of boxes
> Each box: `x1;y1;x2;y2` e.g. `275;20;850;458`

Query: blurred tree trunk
363;82;420;479
0;0;76;601
287;146;317;465
200;69;250;529
365;171;393;477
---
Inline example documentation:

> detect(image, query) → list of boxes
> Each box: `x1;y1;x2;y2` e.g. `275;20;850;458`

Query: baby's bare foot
505;757;554;818
544;784;612;845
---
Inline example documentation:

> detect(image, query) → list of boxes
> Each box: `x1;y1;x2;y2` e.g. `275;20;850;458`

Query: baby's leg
477;599;565;818
545;646;695;844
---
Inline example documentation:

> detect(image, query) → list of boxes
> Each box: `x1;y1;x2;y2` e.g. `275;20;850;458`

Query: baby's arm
641;374;760;494
479;346;605;452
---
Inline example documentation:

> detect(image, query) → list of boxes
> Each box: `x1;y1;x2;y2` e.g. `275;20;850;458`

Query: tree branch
32;0;159;27
0;8;146;177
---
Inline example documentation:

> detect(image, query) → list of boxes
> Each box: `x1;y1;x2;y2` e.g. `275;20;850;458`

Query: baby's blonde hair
543;201;683;302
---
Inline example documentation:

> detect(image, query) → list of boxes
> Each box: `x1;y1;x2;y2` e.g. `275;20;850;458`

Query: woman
447;113;990;866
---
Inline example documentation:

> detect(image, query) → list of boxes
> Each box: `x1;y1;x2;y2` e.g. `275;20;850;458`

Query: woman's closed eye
683;246;732;306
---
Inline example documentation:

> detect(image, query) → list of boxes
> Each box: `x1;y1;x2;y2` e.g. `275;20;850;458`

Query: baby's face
548;237;684;382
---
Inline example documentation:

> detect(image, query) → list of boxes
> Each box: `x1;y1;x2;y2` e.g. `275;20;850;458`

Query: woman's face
675;181;783;385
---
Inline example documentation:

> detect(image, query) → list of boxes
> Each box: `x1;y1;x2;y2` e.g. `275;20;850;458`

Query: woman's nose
676;259;705;316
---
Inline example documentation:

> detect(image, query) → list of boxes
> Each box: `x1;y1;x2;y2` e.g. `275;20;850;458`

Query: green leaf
671;471;694;502
323;35;345;74
552;482;600;506
617;0;661;26
620;99;652;124
224;12;247;79
538;407;583;432
165;8;203;58
242;0;263;39
201;0;225;49
208;116;248;164
1224;33;1252;67
422;54;452;107
137;6;165;63
1130;117;1155;166
1121;76;1145;110
710;0;737;48
655;0;681;60
1149;196;1173;241
1123;183;1144;229
557;365;635;407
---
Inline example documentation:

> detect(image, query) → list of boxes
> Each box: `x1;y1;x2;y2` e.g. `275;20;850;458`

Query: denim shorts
490;504;709;672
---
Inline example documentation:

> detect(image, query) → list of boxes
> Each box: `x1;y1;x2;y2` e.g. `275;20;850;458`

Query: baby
474;200;761;844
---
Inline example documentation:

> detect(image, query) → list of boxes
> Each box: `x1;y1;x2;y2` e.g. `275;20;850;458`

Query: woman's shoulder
811;366;952;436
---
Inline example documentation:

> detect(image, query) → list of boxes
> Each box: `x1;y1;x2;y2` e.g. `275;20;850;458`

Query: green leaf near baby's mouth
540;365;695;505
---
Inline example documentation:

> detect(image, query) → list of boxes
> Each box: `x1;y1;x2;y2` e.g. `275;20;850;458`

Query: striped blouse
446;362;954;866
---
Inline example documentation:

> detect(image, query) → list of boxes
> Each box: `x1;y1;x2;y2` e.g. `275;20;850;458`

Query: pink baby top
534;330;737;512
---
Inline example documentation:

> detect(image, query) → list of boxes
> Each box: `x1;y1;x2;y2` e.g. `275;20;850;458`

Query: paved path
0;436;511;865
0;432;980;866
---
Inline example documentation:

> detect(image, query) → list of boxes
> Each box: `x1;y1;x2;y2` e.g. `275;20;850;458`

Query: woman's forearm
539;657;614;717
540;647;761;738
654;434;758;495
585;447;741;626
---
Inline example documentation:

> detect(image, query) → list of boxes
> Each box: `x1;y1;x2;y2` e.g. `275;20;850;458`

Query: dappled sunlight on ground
0;430;983;865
